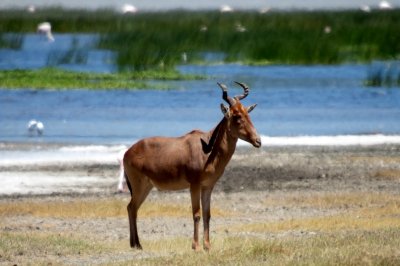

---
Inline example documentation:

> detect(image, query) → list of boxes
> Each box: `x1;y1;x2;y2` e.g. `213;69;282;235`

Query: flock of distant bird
32;1;394;43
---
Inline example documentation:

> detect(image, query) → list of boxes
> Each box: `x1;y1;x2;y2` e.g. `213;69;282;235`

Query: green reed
366;61;400;87
97;9;400;70
46;37;88;66
0;33;24;49
1;8;400;70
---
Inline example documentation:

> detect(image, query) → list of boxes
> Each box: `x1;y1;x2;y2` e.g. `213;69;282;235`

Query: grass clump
0;68;201;90
0;231;108;263
374;169;400;181
0;33;24;49
366;61;400;87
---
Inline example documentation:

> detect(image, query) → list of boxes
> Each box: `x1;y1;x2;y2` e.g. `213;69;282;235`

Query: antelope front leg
190;185;201;251
201;187;213;251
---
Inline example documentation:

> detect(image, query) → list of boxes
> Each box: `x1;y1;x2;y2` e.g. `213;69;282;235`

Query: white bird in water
27;5;35;13
324;25;332;34
121;4;138;14
220;5;234;13
27;120;44;136
379;0;393;9
235;22;247;33
37;22;54;42
360;5;371;12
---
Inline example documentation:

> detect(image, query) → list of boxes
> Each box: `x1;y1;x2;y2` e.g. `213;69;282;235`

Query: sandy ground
2;144;400;195
1;145;400;264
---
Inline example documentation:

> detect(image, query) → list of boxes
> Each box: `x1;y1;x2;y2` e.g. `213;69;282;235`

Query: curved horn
234;81;249;101
217;82;236;106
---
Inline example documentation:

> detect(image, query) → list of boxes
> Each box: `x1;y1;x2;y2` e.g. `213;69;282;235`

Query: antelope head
218;82;261;148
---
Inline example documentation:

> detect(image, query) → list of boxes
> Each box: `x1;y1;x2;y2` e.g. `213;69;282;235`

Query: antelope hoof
192;241;201;251
131;243;142;250
204;241;211;251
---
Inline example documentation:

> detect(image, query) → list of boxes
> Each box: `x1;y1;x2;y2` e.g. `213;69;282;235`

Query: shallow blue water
1;34;400;145
1;64;400;144
0;33;115;72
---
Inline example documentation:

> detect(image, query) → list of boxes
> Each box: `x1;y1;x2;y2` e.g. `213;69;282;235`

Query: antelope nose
253;137;262;148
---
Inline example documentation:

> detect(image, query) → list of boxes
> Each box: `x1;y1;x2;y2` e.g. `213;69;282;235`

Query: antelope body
123;82;261;250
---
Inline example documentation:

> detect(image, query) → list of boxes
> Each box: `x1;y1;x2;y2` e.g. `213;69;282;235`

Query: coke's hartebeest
123;82;261;250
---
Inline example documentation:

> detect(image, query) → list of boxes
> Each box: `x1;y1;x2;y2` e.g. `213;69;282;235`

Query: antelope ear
220;103;230;118
247;104;257;113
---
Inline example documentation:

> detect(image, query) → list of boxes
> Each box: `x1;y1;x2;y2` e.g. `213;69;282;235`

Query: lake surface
0;33;115;72
1;34;400;146
1;64;400;146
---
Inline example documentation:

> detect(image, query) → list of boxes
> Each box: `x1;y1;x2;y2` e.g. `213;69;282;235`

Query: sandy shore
1;144;400;264
1;144;400;197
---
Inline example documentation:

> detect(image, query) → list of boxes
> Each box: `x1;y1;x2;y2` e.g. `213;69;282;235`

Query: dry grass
0;197;232;218
349;156;400;164
231;192;400;234
0;231;109;263
1;191;399;265
117;230;400;266
374;169;400;181
2;230;398;266
233;209;399;234
2;230;399;266
264;191;400;209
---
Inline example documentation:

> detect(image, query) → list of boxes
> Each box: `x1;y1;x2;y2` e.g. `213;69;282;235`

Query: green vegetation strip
0;68;202;90
1;9;400;68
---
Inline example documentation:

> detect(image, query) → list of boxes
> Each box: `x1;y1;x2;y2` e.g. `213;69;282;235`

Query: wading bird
27;119;44;136
121;4;138;14
379;0;392;9
123;82;261;250
37;22;54;42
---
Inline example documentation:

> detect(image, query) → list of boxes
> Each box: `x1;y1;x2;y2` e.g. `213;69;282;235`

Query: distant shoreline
2;133;400;151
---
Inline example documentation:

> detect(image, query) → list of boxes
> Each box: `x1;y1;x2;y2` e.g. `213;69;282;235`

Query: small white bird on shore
37;22;54;42
27;120;44;136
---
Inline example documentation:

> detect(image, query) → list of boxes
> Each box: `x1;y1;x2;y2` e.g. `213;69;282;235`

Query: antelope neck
208;118;238;157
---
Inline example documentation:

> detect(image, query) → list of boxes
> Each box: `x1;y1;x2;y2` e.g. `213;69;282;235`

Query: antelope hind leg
126;173;153;249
